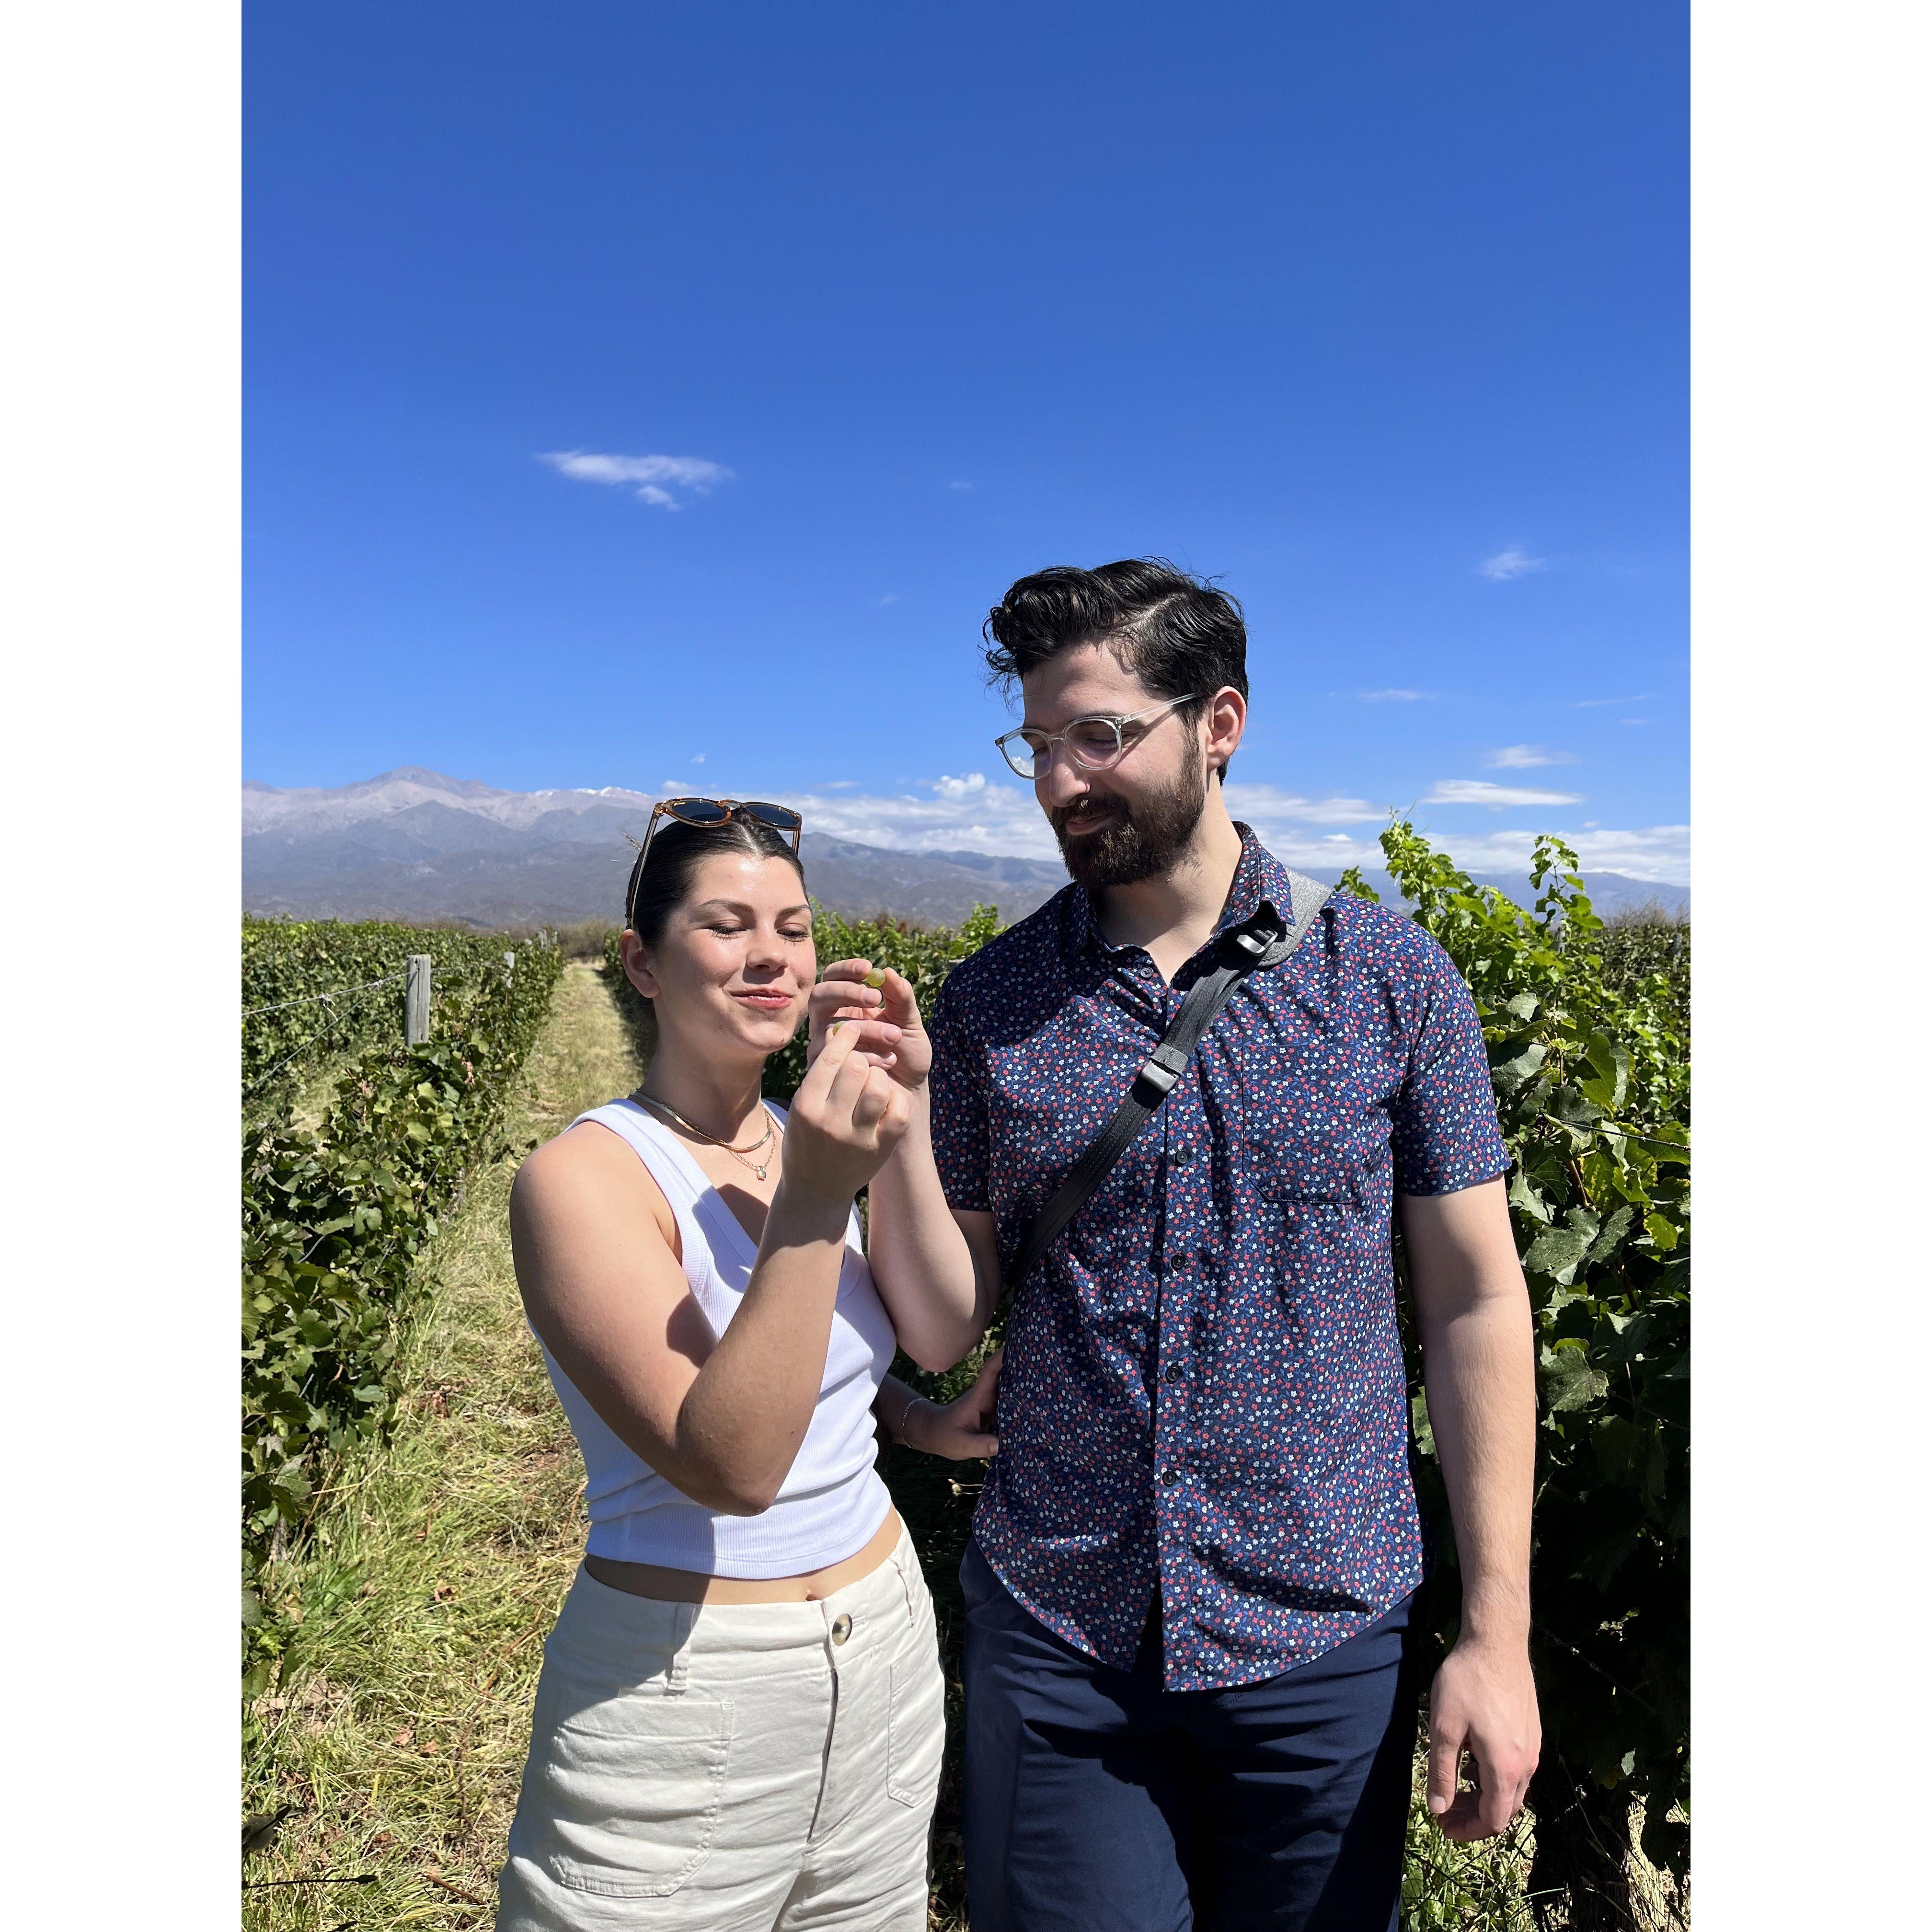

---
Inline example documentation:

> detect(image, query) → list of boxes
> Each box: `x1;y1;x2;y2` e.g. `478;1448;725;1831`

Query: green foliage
242;929;562;1691
243;916;540;1122
1349;824;1690;1893
1599;918;1690;1051
1402;1803;1535;1930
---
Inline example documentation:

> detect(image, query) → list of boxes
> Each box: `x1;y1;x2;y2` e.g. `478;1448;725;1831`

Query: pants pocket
885;1650;944;1809
516;1677;735;1898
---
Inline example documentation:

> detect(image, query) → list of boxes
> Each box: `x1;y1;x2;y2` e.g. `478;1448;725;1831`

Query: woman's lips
731;989;794;1011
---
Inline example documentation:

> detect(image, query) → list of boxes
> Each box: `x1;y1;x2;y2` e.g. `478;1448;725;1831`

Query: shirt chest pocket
1243;1084;1387;1211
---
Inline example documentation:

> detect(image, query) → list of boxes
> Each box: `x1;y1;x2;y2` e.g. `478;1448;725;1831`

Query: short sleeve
1390;937;1511;1197
926;981;992;1214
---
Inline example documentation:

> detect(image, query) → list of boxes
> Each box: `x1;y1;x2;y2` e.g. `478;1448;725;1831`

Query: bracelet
887;1388;929;1442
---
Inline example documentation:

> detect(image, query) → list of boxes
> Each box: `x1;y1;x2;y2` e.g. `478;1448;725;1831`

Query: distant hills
242;768;1689;931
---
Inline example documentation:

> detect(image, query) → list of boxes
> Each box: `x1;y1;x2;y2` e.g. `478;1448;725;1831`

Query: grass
241;961;638;1929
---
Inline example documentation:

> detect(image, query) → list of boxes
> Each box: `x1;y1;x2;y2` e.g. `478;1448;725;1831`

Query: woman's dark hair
624;815;807;948
982;557;1248;780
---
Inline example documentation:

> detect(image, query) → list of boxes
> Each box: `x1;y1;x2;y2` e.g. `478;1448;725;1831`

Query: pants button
830;1613;853;1645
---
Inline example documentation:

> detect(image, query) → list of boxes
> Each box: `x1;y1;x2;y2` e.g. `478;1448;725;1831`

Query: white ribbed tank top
539;1098;896;1577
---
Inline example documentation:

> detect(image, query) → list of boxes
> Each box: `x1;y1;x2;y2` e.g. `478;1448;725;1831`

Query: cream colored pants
497;1524;946;1931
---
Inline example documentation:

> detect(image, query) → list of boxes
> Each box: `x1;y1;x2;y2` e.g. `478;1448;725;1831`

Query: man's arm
1400;1176;1542;1840
862;1083;1003;1369
808;958;1002;1371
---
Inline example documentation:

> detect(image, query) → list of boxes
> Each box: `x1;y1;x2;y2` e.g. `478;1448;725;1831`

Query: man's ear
1205;686;1246;778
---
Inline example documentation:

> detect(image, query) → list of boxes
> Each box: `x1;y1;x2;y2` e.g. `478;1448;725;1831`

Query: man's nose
1035;746;1091;808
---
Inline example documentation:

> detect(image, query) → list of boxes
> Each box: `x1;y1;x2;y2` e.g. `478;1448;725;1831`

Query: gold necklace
635;1092;779;1182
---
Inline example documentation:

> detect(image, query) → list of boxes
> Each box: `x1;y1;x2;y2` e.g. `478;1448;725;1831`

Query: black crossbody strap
1000;876;1333;1302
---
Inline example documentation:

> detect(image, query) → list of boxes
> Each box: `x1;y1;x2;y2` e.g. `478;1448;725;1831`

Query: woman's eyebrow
686;898;813;920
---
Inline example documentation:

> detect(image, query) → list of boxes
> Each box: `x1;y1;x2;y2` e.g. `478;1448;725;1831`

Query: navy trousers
959;1541;1418;1932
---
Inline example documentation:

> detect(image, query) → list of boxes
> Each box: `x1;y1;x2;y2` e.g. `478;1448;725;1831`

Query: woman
497;799;997;1932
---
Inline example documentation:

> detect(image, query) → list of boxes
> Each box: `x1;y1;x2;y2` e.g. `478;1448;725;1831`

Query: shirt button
1162;1360;1185;1383
830;1614;853;1645
1158;1465;1182;1486
1171;1145;1195;1165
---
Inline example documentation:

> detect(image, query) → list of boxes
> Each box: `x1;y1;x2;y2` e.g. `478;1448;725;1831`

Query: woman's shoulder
511;1105;675;1235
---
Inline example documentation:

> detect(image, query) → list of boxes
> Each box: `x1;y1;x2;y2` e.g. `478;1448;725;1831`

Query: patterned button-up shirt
927;827;1509;1690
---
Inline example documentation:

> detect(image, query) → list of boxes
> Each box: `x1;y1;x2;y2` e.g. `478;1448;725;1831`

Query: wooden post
406;955;432;1045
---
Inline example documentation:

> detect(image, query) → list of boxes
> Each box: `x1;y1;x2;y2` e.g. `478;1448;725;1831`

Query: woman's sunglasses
625;796;805;929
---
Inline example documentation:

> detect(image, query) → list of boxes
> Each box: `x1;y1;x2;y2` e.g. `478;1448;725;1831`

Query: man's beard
1050;739;1210;889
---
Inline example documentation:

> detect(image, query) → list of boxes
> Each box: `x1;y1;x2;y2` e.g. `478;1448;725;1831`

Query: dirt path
242;963;641;1930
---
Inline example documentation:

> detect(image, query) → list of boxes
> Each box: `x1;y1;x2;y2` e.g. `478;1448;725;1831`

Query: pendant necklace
635;1092;779;1182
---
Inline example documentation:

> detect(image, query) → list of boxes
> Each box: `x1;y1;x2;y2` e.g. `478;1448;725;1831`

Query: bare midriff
582;1506;903;1604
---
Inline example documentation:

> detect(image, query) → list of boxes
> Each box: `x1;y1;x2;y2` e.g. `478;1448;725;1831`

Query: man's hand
1426;1631;1541;1840
905;1351;1001;1460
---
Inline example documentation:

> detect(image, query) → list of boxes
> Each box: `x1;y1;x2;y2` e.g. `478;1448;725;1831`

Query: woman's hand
807;958;932;1093
778;1020;913;1213
902;1352;1001;1460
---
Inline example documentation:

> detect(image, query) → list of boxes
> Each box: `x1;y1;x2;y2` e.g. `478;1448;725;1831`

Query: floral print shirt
927;827;1509;1689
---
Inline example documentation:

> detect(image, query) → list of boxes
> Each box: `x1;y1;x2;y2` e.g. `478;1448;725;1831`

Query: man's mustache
1047;797;1127;841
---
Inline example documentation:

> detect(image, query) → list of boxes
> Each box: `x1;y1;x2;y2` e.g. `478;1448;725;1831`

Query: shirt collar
1216;822;1285;936
1063;821;1287;965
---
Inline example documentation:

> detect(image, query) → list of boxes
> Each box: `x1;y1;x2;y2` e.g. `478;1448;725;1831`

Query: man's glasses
626;797;804;928
993;695;1197;781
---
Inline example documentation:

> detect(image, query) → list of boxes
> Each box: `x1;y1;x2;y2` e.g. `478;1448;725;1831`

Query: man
851;559;1540;1932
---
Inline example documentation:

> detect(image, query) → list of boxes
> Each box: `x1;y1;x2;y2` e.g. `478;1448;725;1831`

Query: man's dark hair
982;560;1248;781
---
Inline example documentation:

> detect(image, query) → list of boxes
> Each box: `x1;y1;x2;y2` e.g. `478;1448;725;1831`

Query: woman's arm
512;1024;908;1515
810;960;999;1370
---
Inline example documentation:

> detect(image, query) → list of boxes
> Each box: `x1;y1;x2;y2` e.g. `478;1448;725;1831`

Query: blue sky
245;1;1688;883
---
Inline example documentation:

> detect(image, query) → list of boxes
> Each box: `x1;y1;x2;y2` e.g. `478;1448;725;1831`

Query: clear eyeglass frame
993;694;1198;780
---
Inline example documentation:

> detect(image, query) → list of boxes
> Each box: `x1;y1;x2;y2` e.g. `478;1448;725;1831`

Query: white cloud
1427;824;1690;886
1573;694;1650;709
1424;779;1586;809
1479;547;1546;581
691;753;705;764
949;480;972;491
538;449;733;510
1357;689;1430;702
778;775;1058;857
1222;782;1388;827
1486;744;1577;769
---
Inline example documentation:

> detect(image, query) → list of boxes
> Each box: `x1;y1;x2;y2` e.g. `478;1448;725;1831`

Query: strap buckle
1131;1041;1190;1105
1219;913;1286;966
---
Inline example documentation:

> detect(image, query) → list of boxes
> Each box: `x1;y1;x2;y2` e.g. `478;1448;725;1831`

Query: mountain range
242;768;1689;931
